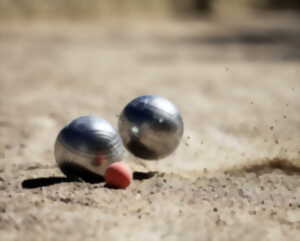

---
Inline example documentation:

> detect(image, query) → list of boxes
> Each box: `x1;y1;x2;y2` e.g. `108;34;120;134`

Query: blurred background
0;0;300;19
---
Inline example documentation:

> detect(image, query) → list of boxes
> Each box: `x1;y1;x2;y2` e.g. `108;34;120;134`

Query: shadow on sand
22;170;157;189
22;177;78;189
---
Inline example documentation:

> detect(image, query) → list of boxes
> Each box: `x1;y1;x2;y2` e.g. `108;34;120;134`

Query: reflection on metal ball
55;116;124;180
118;95;184;160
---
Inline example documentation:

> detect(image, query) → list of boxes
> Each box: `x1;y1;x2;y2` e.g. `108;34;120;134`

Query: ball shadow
22;177;77;189
22;162;105;189
22;162;156;189
133;171;157;180
58;162;105;183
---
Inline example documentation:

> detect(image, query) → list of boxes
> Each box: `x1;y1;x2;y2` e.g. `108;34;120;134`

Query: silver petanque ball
118;95;184;160
55;116;124;180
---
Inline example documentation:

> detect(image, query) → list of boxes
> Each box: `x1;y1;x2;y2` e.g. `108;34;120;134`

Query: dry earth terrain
0;14;300;241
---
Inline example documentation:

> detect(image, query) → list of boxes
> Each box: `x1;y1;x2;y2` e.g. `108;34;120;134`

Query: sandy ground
0;14;300;241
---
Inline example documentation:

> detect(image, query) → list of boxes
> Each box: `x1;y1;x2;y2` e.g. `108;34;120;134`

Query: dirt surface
0;15;300;241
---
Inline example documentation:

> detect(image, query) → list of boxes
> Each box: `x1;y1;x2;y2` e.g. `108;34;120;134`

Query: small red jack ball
105;162;132;189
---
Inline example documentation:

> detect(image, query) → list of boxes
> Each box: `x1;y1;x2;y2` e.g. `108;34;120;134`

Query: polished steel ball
55;116;124;180
118;95;184;160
